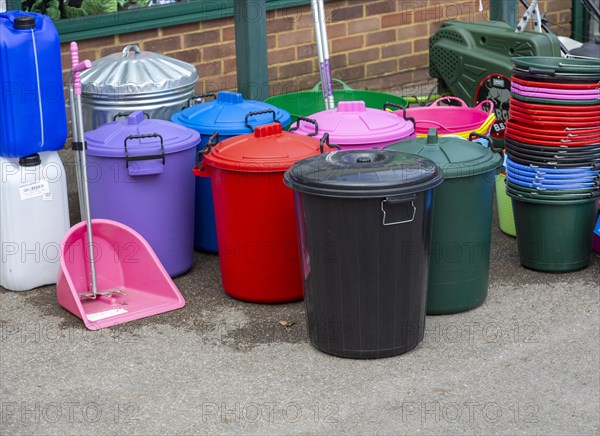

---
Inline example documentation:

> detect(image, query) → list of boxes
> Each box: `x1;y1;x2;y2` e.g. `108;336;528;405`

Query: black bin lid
284;149;444;198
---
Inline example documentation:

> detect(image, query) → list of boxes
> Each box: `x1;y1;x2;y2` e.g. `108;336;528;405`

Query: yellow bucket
416;113;496;139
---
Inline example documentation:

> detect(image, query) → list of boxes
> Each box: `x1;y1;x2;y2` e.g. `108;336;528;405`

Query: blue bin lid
170;91;291;136
85;111;200;158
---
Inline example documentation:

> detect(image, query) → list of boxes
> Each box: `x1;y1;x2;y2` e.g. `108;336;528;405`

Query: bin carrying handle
113;112;150;121
383;102;405;112
381;194;417;226
184;93;217;109
245;109;278;132
122;45;142;57
289;116;319;137
319;133;341;153
469;132;503;154
383;102;416;130
124;133;165;169
194;132;220;172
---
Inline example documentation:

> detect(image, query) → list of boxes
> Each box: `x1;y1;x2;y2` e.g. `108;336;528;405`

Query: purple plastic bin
84;111;200;277
291;101;415;150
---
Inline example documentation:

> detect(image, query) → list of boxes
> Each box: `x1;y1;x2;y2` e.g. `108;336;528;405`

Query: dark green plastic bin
386;130;503;314
506;189;598;272
265;79;409;124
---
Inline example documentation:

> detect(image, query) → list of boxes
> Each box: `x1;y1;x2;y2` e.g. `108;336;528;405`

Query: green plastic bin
386;129;503;315
506;190;598;272
265;79;409;124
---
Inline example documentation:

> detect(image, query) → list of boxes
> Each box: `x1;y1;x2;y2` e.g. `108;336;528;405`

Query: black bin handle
114;112;150;121
289;116;319;137
195;132;220;170
383;102;415;129
185;93;217;108
319;133;341;153
245;109;278;132
124;133;165;169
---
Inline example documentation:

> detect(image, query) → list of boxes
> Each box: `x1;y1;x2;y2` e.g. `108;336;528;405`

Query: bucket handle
289;116;319;137
245;109;278;132
381;194;417;226
319;133;341;153
383;102;416;130
124;133;165;169
474;99;495;115
122;45;142;57
312;78;353;91
430;96;468;108
113;112;149;122
194;132;220;171
184;93;217;109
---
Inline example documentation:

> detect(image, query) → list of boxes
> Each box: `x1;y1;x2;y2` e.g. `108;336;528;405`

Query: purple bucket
85;111;201;277
290;101;415;150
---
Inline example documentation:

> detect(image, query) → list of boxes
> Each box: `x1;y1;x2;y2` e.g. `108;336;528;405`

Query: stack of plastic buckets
505;56;600;272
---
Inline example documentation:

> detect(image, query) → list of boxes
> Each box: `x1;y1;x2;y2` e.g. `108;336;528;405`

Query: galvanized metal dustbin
80;45;198;131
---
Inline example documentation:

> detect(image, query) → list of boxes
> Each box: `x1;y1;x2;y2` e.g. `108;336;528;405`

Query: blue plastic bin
171;91;291;252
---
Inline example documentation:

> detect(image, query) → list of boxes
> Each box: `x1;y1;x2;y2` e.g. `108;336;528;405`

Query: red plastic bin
194;122;335;303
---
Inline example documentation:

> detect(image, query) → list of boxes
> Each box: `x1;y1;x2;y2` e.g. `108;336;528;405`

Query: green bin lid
385;129;502;179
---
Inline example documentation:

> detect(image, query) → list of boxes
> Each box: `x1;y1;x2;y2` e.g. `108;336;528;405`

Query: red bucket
193;122;335;303
512;76;600;91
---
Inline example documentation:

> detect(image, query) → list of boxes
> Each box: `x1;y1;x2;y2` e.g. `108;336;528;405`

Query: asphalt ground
1;182;599;435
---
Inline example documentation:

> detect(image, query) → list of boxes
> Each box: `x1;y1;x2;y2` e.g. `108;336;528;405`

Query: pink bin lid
293;101;414;146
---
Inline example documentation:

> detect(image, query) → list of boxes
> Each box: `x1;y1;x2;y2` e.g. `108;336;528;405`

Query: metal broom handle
70;42;98;297
312;0;335;110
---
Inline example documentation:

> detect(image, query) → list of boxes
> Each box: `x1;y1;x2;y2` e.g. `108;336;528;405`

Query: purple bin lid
85;111;200;158
292;101;414;146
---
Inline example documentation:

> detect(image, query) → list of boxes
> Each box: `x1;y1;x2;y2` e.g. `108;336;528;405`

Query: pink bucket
403;96;494;135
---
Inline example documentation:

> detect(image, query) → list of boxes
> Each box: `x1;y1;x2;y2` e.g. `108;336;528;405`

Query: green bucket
265;79;410;124
507;192;598;272
495;173;516;237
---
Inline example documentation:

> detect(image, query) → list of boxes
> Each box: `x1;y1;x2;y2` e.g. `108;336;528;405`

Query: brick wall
60;0;573;97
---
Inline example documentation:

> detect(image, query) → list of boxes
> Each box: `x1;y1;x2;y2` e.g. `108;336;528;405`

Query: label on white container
19;180;50;200
86;308;128;322
43;193;53;201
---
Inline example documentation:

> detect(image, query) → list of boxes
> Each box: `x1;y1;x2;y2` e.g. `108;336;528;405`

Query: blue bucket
506;156;600;175
507;166;600;181
507;169;599;184
506;173;599;190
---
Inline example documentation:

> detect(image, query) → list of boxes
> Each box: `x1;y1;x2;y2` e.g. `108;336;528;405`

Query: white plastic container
0;152;70;291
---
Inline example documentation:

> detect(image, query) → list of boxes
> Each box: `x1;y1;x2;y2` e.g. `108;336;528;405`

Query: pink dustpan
57;219;185;331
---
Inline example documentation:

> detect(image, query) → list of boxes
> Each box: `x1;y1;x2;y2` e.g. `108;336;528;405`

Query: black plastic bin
284;149;443;358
